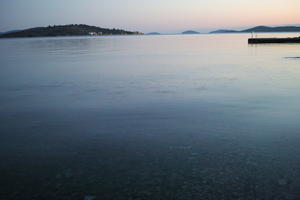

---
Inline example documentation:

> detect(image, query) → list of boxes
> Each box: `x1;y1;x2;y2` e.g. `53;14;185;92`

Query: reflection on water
1;34;300;200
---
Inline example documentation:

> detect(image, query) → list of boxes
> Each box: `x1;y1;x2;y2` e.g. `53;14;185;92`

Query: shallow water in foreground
1;33;300;200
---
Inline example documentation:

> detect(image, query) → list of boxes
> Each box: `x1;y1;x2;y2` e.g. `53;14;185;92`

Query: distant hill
146;32;160;35
182;30;200;34
210;29;238;34
0;24;143;38
241;26;300;33
210;26;300;34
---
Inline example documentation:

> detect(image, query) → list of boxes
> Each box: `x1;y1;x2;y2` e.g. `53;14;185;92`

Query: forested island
0;24;143;38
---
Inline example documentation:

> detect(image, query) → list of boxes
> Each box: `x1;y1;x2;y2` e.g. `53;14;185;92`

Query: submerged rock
63;169;73;178
84;195;96;200
278;178;287;186
55;174;62;179
284;193;296;200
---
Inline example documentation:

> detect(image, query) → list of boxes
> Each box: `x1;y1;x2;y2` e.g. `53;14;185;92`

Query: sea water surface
1;33;300;200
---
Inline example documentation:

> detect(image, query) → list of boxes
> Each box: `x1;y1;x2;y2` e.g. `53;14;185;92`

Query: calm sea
1;33;300;200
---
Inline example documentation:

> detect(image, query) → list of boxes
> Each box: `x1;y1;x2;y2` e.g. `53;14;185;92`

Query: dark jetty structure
248;37;300;44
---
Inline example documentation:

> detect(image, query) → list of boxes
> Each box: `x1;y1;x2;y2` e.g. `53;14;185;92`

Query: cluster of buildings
88;31;144;36
88;32;103;36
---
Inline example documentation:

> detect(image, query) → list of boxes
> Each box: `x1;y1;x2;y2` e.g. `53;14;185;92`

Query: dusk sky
1;0;300;33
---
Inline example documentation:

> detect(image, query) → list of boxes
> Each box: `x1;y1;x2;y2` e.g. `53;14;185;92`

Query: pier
248;37;300;44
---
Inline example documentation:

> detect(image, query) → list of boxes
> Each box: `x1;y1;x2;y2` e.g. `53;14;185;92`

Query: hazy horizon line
1;23;300;34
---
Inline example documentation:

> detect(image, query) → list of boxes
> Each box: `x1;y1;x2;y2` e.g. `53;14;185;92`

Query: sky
0;0;300;33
